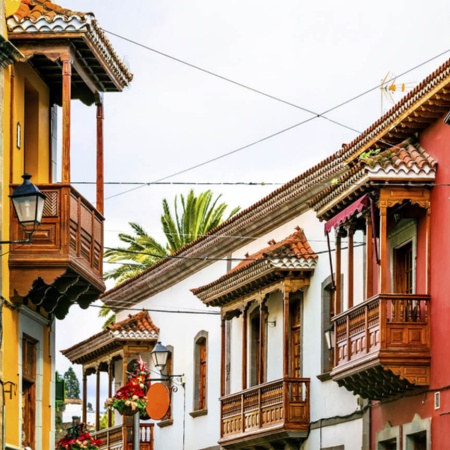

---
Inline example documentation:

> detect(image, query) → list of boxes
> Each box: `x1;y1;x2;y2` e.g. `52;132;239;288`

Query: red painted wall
370;114;450;449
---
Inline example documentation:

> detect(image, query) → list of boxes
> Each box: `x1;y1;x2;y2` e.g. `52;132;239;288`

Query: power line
100;40;449;202
103;243;365;263
88;303;220;315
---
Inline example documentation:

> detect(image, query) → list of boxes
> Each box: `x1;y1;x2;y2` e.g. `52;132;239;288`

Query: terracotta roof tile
7;0;133;89
108;310;160;338
191;227;317;298
61;311;159;365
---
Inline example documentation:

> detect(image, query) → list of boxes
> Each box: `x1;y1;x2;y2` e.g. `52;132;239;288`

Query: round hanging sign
146;382;171;420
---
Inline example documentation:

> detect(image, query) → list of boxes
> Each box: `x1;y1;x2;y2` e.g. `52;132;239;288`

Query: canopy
324;194;369;235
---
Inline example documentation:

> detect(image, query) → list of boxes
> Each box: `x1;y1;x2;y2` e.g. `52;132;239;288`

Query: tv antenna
380;72;415;114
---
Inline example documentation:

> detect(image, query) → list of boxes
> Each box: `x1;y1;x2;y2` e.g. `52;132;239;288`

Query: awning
324;194;369;235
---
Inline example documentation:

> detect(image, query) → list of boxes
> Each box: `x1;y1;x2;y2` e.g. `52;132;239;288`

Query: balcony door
290;300;301;378
394;240;413;294
250;309;261;387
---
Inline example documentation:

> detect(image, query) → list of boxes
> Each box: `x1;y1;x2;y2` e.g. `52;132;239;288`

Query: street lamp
151;341;185;386
151;341;170;372
324;323;335;351
2;173;46;244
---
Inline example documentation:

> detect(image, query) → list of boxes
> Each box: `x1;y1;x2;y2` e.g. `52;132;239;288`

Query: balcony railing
11;183;103;273
9;183;104;294
93;423;154;450
332;293;431;398
220;378;309;446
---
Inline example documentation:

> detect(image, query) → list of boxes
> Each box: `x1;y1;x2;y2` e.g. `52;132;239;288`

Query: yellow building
0;1;132;448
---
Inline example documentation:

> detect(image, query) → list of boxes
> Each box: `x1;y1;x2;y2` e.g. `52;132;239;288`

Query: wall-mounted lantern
1;173;46;244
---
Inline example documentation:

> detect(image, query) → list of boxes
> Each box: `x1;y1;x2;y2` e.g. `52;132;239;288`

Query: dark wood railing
93;423;154;450
333;293;430;369
10;183;103;278
220;378;309;442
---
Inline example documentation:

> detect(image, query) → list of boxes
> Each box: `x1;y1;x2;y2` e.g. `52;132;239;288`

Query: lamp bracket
0;238;32;245
151;374;185;389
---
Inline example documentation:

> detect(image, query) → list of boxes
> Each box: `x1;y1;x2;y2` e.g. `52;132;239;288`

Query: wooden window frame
192;331;208;414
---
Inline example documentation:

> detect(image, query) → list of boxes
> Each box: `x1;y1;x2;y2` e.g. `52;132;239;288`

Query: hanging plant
105;355;151;417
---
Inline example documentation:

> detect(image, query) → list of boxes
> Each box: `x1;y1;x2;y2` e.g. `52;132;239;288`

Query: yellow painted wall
2;59;53;448
12;62;51;184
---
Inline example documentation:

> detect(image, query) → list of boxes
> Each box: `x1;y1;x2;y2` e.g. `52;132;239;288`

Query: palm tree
99;190;240;327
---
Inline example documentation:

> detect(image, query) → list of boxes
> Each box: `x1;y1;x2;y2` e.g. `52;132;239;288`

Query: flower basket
121;405;139;416
56;418;101;450
105;383;148;417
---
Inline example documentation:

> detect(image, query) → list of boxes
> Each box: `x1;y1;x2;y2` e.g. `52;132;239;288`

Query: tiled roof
310;138;437;218
7;0;133;90
230;226;317;273
61;311;159;365
360;139;437;172
191;228;317;306
108;310;160;339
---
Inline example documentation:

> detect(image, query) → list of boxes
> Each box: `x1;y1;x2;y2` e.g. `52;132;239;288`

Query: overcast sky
55;0;450;403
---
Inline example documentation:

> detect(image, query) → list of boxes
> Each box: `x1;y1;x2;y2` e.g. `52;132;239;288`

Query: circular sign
146;383;171;420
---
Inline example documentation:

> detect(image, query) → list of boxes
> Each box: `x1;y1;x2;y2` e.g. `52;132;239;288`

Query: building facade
0;1;131;448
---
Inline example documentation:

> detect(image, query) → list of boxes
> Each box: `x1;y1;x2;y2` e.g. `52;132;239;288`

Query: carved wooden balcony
9;183;105;319
219;378;310;449
93;423;154;450
332;293;431;399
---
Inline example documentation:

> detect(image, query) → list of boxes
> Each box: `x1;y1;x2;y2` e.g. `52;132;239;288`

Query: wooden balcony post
348;225;354;309
108;359;114;429
283;288;290;378
242;306;248;390
61;56;72;183
95;367;101;431
379;201;388;293
259;298;268;385
221;317;226;397
366;215;374;299
95;94;105;215
335;233;342;315
82;369;87;424
425;203;431;295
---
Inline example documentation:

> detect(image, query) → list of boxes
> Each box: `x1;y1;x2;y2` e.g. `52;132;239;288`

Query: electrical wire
88;303;220;316
102;29;450;202
103;243;365;263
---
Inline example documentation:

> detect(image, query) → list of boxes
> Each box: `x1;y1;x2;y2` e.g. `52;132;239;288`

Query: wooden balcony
219;378;309;449
332;293;431;399
9;184;105;319
93;423;154;450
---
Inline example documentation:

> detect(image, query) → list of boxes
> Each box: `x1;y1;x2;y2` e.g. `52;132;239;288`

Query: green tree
64;367;80;400
100;190;240;326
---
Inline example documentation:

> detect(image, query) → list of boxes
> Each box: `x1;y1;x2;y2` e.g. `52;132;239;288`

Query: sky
54;0;450;403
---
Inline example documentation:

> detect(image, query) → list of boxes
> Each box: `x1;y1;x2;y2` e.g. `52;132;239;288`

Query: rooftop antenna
380;72;415;114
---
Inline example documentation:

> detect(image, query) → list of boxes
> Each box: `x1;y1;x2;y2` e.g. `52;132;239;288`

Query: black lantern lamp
150;341;185;386
151;341;170;373
3;173;46;244
324;323;335;351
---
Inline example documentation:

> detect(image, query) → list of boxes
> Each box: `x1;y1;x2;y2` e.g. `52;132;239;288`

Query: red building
309;59;450;449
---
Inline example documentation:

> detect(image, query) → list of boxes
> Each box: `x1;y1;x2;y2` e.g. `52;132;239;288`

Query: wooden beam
95;93;104;215
61;56;71;183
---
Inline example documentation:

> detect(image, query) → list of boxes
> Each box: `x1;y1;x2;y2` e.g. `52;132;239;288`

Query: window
290;299;301;377
250;307;261;387
320;275;337;377
22;335;37;449
389;219;417;294
376;421;400;450
193;331;208;413
403;414;430;450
